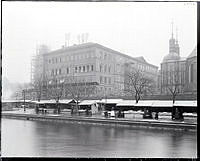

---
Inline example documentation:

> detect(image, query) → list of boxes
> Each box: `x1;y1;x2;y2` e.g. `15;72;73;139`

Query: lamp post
22;89;26;112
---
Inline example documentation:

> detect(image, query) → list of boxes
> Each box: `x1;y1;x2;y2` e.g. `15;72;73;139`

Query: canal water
1;118;197;158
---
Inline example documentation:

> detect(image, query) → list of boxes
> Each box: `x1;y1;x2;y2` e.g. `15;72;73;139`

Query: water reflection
2;118;197;158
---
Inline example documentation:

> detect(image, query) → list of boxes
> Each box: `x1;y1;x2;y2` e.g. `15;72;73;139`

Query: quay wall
2;113;197;132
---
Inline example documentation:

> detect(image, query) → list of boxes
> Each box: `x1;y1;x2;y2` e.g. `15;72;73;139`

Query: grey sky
2;2;197;83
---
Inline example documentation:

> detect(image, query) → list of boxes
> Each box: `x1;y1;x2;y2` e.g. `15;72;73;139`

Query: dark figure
86;109;89;116
23;105;26;112
104;111;108;118
155;112;158;120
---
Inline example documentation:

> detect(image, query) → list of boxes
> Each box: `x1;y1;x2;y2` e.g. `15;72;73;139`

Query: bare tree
33;76;44;102
48;76;65;114
64;75;96;113
125;69;156;103
167;70;183;103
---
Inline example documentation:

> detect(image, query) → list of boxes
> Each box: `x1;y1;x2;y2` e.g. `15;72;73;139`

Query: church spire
176;27;178;43
171;21;174;38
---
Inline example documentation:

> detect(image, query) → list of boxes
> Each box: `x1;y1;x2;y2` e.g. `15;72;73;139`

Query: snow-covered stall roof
116;100;136;106
173;100;197;107
79;100;99;106
2;100;33;103
134;100;155;107
59;99;74;104
151;100;173;107
36;100;56;104
100;99;123;104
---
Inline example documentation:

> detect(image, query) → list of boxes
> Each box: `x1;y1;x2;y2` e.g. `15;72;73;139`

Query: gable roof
187;46;197;59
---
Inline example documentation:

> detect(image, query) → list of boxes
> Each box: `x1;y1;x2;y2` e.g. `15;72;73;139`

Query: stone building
160;25;197;95
31;42;158;100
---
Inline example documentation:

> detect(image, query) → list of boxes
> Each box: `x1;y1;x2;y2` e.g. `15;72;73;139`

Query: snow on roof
134;100;155;107
173;101;197;107
2;100;32;103
152;100;173;107
36;100;56;104
100;99;123;104
59;99;74;104
79;100;99;105
116;100;136;106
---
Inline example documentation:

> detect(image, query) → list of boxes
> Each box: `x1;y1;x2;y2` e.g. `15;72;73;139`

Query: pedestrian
155;112;158;120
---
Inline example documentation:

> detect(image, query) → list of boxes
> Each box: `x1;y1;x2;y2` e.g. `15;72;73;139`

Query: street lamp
22;89;26;112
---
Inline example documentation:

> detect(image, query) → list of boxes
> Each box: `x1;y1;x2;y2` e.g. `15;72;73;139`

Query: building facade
31;42;158;100
160;27;197;95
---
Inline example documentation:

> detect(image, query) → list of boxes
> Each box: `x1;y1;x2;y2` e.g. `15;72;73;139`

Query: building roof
43;42;158;69
187;46;197;59
162;52;180;63
134;56;147;63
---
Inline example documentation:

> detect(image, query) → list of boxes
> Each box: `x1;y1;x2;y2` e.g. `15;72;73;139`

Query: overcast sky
2;2;197;84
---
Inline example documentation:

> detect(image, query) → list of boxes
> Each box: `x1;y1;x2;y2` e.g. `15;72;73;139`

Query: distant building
160;24;197;95
31;42;158;100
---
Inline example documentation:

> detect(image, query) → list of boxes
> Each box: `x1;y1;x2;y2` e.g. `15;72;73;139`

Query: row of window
48;51;95;64
99;64;111;73
50;65;94;76
75;65;94;73
100;76;111;84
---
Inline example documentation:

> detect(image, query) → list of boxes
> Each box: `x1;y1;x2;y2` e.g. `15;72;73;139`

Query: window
190;64;194;83
49;59;51;64
83;66;85;72
87;65;90;72
79;66;81;73
104;53;107;59
100;65;102;72
59;69;61;75
104;65;107;73
51;69;54;76
75;67;78;73
109;77;111;84
55;58;58;63
55;69;57;75
66;68;69;74
108;66;111;73
104;77;107;84
60;58;62;63
100;76;103;83
91;65;94;71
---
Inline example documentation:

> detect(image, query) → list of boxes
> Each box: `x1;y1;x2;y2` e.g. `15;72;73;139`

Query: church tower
169;22;180;55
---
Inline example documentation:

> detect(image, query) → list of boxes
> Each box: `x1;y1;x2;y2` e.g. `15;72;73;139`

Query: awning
2;100;33;103
152;100;173;107
173;101;197;107
116;100;136;107
100;99;123;104
59;99;74;104
134;100;155;107
36;100;56;104
79;100;99;106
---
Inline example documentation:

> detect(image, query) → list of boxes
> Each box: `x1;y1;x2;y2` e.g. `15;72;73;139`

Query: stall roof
100;99;123;104
59;99;74;104
152;100;173;107
134;100;155;107
2;100;33;103
35;100;56;104
173;100;197;107
116;100;136;106
79;100;99;106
